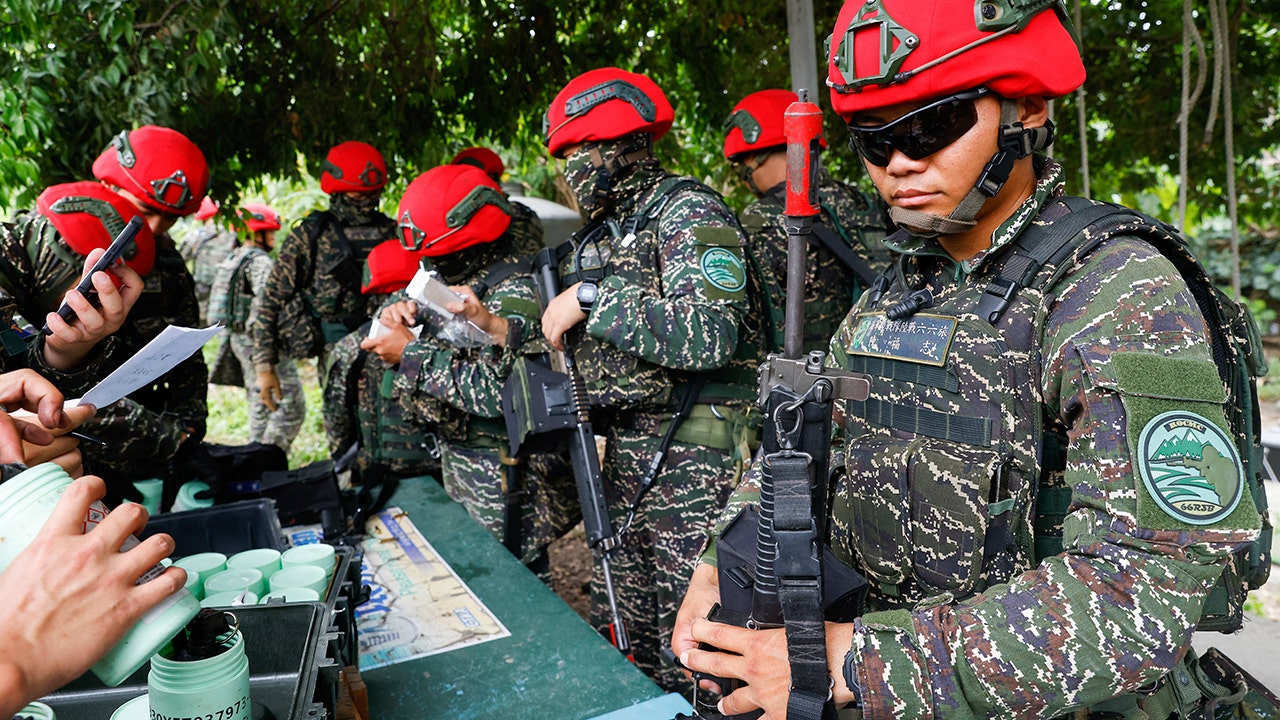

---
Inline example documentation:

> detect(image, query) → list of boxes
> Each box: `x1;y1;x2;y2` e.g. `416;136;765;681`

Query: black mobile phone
40;215;144;336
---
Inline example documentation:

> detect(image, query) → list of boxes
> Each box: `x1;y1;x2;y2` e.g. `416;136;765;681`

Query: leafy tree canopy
1;0;1277;233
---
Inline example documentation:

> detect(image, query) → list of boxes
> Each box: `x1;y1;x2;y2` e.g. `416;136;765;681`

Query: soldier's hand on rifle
360;322;413;366
682;615;859;718
672;562;725;689
445;286;509;347
42;249;144;371
256;365;282;411
541;282;588;351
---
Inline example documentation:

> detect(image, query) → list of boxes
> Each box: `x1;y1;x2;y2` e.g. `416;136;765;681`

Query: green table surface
362;477;685;719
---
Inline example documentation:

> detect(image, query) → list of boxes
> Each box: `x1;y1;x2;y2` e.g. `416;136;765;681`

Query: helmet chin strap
584;134;654;214
890;99;1054;237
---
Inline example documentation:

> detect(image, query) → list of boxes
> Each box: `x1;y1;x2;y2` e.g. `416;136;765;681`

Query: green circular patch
1136;410;1243;526
700;247;746;293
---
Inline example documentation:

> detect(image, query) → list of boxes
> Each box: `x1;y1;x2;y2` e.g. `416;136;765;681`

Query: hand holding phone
40;216;143;336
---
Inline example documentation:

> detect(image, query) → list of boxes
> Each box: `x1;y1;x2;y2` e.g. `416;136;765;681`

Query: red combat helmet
36;181;157;275
543;67;674;158
723;89;826;161
91;126;210;217
451;147;505;181
396;165;512;257
826;0;1084;120
362;239;428;295
239;203;282;233
195;196;219;221
321;141;389;195
825;0;1084;235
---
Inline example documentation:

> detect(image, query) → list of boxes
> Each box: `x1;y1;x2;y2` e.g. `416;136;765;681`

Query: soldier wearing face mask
250;141;398;415
539;67;767;692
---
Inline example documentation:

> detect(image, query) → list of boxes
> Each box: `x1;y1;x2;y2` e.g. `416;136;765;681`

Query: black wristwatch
576;281;599;314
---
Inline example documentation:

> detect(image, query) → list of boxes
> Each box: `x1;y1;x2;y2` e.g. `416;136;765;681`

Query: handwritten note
75;325;223;408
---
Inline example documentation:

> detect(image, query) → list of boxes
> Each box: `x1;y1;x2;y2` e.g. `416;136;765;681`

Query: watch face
577;282;598;310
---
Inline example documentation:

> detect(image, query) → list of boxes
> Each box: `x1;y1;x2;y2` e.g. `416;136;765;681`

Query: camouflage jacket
741;169;893;354
563;165;752;412
395;238;542;445
251;208;396;366
179;223;238;292
0;213;121;396
508;198;546;258
711;158;1260;719
210;244;272;334
80;232;208;466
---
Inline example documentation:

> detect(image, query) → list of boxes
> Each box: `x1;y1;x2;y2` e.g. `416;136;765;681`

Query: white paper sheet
74;324;223;408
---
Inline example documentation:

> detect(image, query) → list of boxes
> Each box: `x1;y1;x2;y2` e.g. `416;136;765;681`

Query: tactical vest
560;176;750;411
207;245;262;332
304;211;396;341
746;182;889;354
356;360;441;472
830;197;1270;631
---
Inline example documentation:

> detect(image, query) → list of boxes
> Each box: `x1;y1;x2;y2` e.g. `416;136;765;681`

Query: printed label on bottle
149;693;251;720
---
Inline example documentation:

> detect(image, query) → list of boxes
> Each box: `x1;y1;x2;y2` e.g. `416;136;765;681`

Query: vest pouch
572;331;672;410
837;435;1009;600
908;439;1007;598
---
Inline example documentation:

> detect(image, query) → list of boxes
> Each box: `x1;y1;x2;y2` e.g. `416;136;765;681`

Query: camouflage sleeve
396;275;541;418
251;222;313;368
244;252;274;324
84;397;187;460
26;333;120;397
585;191;747;371
846;238;1261;719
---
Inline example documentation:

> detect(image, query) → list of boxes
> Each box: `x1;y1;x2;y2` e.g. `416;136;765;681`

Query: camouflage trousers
594;421;741;693
230;331;305;453
440;439;580;572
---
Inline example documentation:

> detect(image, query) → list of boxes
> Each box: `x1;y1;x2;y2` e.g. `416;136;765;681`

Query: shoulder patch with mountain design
1136;410;1244;526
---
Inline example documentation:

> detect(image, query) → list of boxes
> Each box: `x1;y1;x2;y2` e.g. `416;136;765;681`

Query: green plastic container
147;618;251;720
0;463;200;686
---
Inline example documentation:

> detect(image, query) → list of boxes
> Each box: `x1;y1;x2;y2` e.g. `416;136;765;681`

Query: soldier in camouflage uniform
208;203;305;453
675;2;1265;718
322;238;440;485
177;196;238;324
724;88;893;353
362;164;577;578
452;146;546;258
251;141;397;418
538;68;764;691
0;183;152;477
56;126;211;505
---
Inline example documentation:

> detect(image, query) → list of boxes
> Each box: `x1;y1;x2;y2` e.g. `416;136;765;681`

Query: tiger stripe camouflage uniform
741;168;893;353
562;152;760;692
393;242;578;572
250;198;397;372
214;244;305;452
322;314;440;487
708;157;1261;718
179;223;238;324
79;232;208;501
508;198;546;258
0;214;121;394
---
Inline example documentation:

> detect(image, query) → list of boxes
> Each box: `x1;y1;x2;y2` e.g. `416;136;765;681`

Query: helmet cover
239;202;281;233
396;165;512;258
826;0;1084;120
36;181;157;275
321;141;389;194
544;67;674;158
451;147;506;180
91;126;210;216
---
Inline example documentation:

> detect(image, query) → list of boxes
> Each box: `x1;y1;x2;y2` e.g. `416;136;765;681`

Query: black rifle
680;92;870;720
501;242;632;659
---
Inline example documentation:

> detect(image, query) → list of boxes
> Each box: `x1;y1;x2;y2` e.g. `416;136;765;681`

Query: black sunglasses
847;88;988;167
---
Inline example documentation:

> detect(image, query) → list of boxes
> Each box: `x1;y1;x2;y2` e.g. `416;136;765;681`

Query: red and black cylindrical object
782;92;824;359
